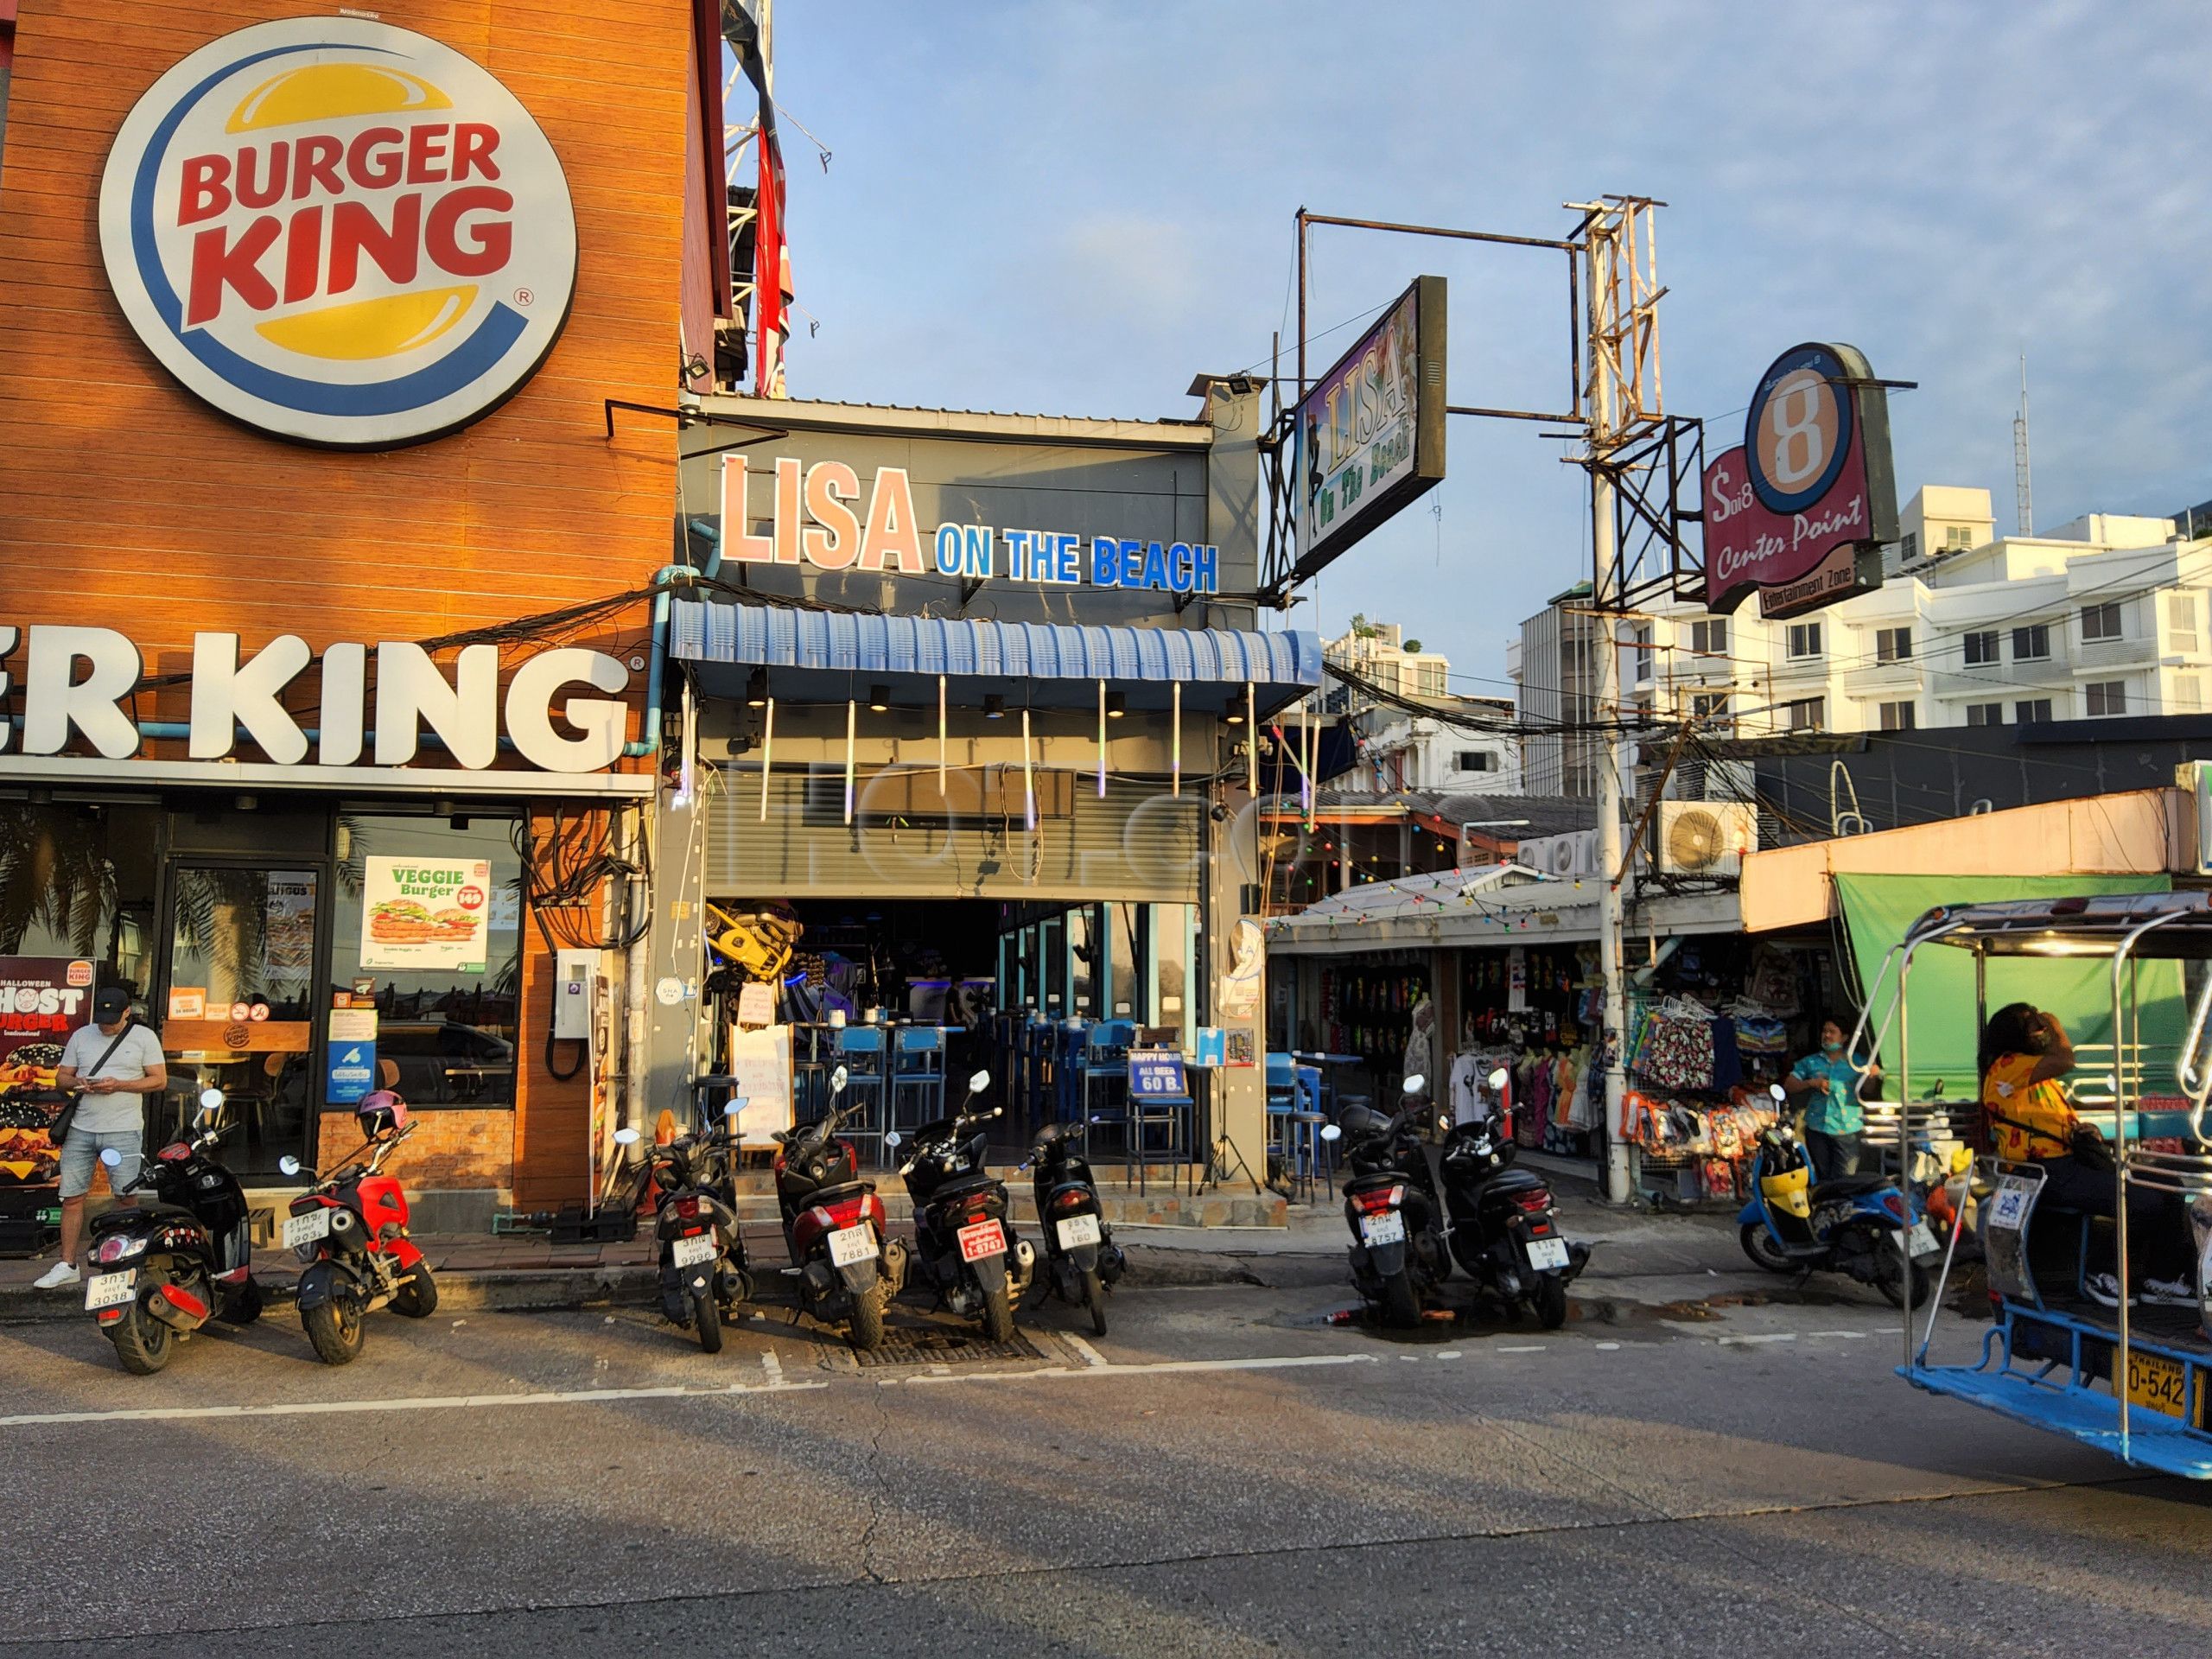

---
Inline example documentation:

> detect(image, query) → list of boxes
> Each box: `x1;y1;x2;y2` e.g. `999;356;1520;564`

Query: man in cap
33;987;168;1290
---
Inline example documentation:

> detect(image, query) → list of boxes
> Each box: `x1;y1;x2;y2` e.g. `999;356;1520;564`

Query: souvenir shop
1451;942;1605;1160
1619;934;1842;1205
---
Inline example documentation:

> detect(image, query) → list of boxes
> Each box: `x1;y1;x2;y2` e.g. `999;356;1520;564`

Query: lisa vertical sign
359;857;492;971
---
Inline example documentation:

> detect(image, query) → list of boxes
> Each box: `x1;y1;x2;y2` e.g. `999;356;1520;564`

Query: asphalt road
2;1268;2208;1657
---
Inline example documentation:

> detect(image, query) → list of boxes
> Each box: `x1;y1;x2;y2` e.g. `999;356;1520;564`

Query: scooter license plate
1359;1211;1406;1248
957;1218;1007;1262
828;1224;878;1268
1907;1221;1939;1257
84;1271;135;1311
283;1208;331;1249
1524;1236;1570;1271
1056;1214;1102;1250
671;1233;717;1268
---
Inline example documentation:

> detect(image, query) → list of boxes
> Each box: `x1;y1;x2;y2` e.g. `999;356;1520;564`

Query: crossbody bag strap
1985;1103;2070;1156
77;1014;138;1090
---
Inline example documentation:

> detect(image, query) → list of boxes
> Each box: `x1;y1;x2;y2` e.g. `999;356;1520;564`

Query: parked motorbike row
1326;1070;1592;1329
82;1086;433;1374
615;1065;1128;1355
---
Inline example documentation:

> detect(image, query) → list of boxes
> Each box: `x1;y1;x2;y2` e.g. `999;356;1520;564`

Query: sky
759;0;2212;696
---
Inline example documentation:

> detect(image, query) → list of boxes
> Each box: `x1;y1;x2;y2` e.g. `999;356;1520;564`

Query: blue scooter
1738;1086;1942;1308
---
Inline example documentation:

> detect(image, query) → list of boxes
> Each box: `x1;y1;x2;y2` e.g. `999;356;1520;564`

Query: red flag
754;134;786;395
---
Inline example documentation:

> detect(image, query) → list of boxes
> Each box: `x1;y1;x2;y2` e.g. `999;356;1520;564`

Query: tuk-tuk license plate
957;1219;1007;1262
1055;1214;1102;1249
2125;1350;2191;1421
1525;1236;1570;1271
84;1272;135;1311
283;1208;331;1249
671;1233;717;1268
1359;1211;1406;1248
828;1225;877;1268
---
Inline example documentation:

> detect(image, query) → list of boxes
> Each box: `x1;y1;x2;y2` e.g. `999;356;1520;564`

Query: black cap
93;987;130;1020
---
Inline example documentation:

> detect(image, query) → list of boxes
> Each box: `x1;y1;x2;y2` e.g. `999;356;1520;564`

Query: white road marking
880;1353;1382;1388
1064;1334;1109;1369
760;1350;783;1380
1809;1330;1871;1339
1717;1333;1798;1346
1497;1345;1547;1353
1435;1350;1464;1360
0;1377;829;1430
1593;1342;1621;1351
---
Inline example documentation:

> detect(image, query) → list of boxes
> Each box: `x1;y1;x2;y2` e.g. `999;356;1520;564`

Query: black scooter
614;1103;754;1354
1436;1065;1589;1329
886;1070;1035;1342
1322;1075;1451;1326
83;1088;263;1375
1023;1119;1124;1335
774;1065;896;1351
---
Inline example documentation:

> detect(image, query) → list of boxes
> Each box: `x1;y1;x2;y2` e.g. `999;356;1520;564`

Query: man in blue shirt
1783;1016;1878;1181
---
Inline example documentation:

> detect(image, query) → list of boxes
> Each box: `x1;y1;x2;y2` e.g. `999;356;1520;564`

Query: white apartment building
1319;618;1520;793
1624;486;2209;738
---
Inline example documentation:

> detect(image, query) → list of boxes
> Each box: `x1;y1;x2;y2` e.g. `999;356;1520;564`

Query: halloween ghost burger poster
360;858;493;972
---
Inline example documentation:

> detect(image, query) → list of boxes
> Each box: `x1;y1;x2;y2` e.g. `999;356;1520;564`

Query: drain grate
851;1327;1047;1368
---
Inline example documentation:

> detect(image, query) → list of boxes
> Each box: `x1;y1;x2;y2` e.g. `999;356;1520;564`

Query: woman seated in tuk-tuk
1979;1001;2198;1309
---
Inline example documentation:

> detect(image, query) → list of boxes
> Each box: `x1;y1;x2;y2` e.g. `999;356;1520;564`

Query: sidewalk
0;1188;1772;1323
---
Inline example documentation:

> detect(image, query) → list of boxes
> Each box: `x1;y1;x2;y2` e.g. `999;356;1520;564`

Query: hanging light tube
938;673;948;792
1022;706;1035;831
1246;682;1258;793
1096;679;1107;799
759;696;774;823
1172;682;1182;797
844;697;857;825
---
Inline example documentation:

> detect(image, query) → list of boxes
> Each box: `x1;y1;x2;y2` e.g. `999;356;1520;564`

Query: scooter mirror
612;1128;641;1147
724;1097;747;1117
1402;1074;1426;1096
198;1086;226;1110
990;1105;1004;1120
278;1154;302;1176
1769;1083;1787;1103
1487;1068;1509;1091
830;1065;850;1094
1931;1078;1946;1098
1319;1123;1342;1142
1437;1114;1452;1135
883;1131;903;1151
968;1069;992;1094
99;1147;123;1167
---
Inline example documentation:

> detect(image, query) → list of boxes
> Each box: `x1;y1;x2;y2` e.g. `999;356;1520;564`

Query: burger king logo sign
98;18;576;449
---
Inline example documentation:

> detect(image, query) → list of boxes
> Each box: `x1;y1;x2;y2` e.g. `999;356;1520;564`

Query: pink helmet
358;1090;410;1137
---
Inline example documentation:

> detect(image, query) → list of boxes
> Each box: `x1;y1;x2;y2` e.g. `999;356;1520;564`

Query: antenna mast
2013;354;2032;535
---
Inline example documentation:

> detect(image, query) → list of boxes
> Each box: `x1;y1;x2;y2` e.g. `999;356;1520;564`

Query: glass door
161;863;322;1176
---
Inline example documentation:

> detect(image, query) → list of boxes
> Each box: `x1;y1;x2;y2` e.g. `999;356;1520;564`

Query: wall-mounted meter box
554;950;598;1040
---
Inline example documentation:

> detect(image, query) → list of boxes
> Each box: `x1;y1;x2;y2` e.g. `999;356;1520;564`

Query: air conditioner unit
1515;830;1600;878
1656;802;1758;878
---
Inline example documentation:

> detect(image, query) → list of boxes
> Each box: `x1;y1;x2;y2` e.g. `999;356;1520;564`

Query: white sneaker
32;1261;80;1290
2143;1277;2199;1308
2085;1272;2137;1308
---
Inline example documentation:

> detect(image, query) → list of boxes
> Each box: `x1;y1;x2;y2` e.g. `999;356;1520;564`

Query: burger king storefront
1;0;729;1219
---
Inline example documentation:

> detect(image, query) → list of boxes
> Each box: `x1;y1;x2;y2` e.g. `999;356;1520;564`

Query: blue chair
891;1025;945;1135
1080;1020;1135;1124
833;1026;888;1166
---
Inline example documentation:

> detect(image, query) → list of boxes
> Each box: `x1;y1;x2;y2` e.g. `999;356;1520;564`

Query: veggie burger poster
360;859;493;972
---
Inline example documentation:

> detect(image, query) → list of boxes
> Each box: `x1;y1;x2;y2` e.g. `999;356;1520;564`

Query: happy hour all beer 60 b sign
1702;342;1898;620
98;18;577;448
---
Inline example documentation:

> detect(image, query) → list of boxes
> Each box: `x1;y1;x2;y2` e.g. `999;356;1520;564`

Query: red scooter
280;1090;436;1365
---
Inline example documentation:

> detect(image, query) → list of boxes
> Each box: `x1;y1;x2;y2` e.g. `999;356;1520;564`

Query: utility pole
1569;197;1666;1205
2013;354;2033;537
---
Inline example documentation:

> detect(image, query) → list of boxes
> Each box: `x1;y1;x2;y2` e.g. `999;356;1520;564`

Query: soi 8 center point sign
98;18;578;448
1703;342;1898;620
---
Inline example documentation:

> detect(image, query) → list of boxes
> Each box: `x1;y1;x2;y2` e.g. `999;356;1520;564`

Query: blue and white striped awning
671;601;1320;709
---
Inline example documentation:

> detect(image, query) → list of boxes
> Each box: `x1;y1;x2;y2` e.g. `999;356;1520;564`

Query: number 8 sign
1745;344;1857;514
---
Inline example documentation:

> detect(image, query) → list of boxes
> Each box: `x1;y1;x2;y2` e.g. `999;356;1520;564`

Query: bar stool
891;1025;946;1134
833;1026;888;1166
